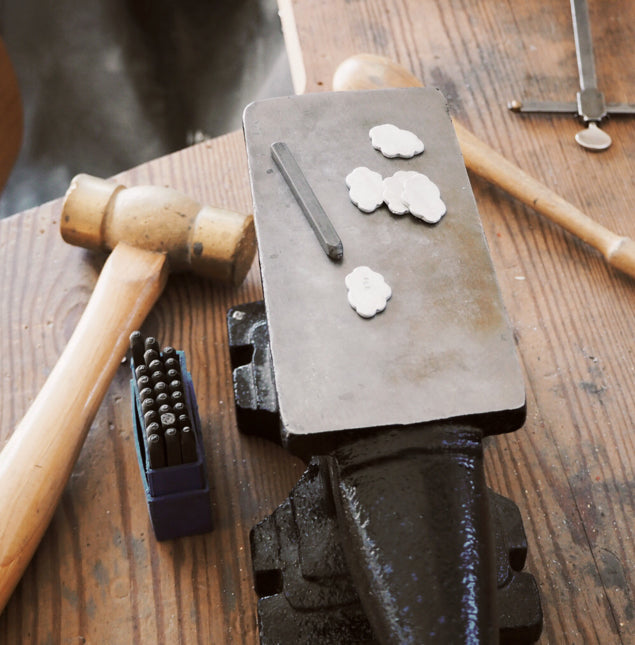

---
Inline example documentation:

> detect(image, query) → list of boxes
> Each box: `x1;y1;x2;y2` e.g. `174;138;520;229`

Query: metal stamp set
129;332;212;541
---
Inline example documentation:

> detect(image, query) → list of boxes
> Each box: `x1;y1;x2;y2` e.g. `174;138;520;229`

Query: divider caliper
509;0;635;150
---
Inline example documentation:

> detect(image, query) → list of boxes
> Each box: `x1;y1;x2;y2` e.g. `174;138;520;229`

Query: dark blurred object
0;0;292;217
0;37;22;194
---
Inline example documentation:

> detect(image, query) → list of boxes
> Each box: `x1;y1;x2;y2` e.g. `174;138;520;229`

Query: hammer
333;54;635;280
0;174;256;613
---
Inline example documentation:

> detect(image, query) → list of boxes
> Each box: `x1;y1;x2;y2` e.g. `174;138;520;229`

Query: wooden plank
280;0;635;643
0;132;305;643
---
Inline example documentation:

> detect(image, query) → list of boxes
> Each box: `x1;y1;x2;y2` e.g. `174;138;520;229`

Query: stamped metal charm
345;166;384;213
401;173;446;223
345;266;392;318
369;123;424;158
382;170;420;215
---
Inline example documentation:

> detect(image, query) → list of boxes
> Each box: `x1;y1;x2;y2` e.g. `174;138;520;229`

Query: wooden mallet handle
333;54;635;280
0;244;168;613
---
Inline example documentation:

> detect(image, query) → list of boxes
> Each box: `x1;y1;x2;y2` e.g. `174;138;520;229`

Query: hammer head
61;174;256;286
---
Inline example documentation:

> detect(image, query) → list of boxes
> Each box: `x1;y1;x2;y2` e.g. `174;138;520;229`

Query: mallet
0;174;256;613
333;54;635;280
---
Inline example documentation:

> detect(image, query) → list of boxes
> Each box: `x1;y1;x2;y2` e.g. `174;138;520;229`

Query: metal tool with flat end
574;121;612;151
509;0;635;150
271;141;343;260
242;88;533;643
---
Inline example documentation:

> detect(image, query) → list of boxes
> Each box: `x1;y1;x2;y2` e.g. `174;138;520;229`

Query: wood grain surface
0;134;305;643
0;0;633;643
280;0;635;643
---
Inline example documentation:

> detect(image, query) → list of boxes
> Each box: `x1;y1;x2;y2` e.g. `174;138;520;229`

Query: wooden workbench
1;1;633;642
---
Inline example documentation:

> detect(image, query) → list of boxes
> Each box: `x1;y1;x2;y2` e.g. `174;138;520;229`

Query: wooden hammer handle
333;54;635;280
0;243;168;614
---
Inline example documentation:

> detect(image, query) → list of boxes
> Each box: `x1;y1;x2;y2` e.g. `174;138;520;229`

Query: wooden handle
0;243;169;613
333;54;635;280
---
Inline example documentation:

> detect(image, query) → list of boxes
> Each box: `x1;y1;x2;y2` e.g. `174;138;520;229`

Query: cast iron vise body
228;301;543;645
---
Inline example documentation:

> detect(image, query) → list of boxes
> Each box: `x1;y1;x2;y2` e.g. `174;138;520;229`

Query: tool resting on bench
0;174;255;614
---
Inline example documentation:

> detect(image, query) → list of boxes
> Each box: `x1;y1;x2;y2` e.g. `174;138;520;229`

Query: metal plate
243;88;525;441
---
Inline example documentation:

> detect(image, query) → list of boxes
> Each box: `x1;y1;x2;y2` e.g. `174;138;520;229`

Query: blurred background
0;0;293;218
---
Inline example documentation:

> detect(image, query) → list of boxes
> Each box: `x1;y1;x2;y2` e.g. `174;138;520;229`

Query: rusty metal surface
242;88;525;443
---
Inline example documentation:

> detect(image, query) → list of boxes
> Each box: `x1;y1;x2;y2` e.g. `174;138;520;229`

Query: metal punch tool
509;0;635;150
